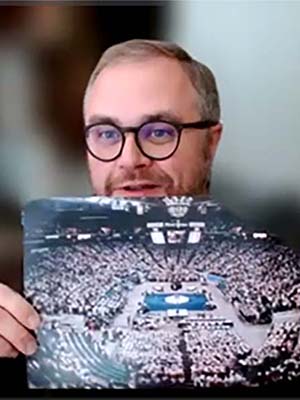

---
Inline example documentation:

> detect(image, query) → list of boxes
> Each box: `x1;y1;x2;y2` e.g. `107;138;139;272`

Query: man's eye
146;128;176;143
140;122;178;143
151;129;169;138
101;131;118;139
96;130;121;142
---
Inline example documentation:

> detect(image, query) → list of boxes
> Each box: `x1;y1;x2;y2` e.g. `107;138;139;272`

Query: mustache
105;169;174;194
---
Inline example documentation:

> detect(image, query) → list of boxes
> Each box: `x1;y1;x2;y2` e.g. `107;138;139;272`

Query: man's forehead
84;57;200;125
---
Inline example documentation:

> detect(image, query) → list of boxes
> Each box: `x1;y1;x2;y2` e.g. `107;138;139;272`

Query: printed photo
23;196;300;389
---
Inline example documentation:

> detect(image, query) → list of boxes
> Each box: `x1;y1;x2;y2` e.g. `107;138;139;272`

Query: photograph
23;196;300;389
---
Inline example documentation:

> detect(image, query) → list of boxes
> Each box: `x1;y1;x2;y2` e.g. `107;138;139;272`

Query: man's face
84;57;222;197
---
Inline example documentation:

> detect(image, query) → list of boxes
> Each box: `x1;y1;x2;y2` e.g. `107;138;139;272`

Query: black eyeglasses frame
84;119;218;162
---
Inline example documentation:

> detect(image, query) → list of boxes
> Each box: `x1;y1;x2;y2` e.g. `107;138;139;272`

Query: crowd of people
235;320;300;385
24;206;300;387
29;326;131;389
113;328;185;387
185;327;251;387
30;316;300;388
26;234;300;327
25;243;130;329
167;235;300;324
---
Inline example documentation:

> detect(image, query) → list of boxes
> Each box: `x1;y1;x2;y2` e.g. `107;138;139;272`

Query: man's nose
118;133;151;170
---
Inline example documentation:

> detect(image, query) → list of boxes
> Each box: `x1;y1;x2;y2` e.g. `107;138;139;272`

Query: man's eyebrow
141;111;183;125
85;111;183;128
86;115;122;127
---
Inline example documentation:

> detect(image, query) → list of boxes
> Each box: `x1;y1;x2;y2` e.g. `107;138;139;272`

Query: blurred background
0;1;299;290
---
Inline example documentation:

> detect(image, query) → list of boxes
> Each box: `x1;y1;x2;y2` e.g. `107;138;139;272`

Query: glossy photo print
22;196;300;389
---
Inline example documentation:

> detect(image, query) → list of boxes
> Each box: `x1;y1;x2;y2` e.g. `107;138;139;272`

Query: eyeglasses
84;119;218;162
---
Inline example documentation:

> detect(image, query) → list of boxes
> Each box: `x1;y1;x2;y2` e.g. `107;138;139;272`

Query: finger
0;284;40;330
0;335;18;358
0;307;37;355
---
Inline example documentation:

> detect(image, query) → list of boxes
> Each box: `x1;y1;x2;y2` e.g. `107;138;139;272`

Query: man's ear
208;121;223;160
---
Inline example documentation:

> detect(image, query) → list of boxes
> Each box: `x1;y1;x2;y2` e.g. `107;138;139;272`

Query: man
0;40;222;360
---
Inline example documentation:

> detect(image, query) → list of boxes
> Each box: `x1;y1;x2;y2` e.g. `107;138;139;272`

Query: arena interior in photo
23;196;300;389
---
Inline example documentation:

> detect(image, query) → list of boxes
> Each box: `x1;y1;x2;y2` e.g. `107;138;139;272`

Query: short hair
83;39;220;121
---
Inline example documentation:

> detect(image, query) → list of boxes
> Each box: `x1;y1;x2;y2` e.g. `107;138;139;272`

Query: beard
104;167;174;196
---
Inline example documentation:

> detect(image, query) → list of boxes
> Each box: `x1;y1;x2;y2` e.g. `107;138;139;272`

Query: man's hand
0;283;40;358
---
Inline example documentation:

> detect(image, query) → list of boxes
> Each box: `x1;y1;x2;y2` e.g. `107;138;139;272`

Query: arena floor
111;279;273;350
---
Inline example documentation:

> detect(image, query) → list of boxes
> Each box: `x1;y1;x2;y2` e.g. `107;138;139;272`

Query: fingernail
27;314;40;329
26;340;37;355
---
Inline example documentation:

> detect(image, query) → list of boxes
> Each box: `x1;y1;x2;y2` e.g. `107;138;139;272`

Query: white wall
166;1;300;205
